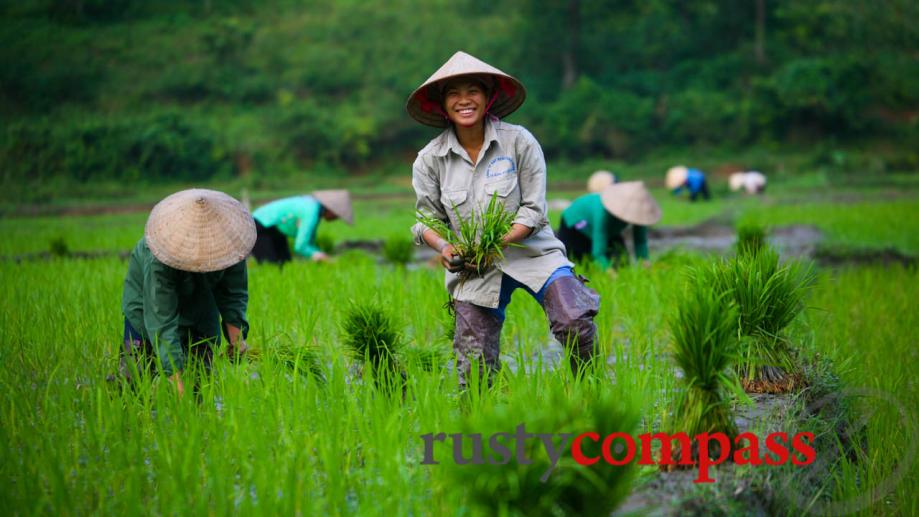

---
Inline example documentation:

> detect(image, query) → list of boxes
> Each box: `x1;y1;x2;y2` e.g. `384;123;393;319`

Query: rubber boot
453;300;504;390
541;275;601;375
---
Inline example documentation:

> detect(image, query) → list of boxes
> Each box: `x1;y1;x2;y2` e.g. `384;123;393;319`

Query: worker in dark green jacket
120;189;256;397
557;181;661;268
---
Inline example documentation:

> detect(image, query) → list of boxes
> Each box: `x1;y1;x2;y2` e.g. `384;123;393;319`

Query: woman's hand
440;244;465;273
168;372;185;399
311;251;329;262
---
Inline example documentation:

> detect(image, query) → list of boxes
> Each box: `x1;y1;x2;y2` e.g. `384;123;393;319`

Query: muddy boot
541;275;601;375
453;301;504;390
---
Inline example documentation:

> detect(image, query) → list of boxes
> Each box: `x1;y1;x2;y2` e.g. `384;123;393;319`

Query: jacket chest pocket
441;189;471;227
483;176;520;214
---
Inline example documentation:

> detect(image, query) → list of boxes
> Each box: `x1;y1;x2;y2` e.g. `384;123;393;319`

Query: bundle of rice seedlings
668;266;739;458
416;192;516;277
735;221;767;256
711;247;815;392
252;337;325;382
382;236;414;265
340;300;405;388
442;382;639;515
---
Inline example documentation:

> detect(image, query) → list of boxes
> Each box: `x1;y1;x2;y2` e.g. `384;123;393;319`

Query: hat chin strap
484;90;499;117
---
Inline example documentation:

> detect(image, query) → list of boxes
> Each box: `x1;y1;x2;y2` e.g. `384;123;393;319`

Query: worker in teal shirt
251;190;353;265
557;182;661;268
120;189;256;397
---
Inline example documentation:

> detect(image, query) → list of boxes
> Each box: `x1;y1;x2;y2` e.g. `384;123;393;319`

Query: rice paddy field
1;176;918;515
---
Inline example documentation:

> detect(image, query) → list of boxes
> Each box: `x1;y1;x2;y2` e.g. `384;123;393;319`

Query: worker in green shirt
251;190;353;265
120;189;256;397
557;181;661;268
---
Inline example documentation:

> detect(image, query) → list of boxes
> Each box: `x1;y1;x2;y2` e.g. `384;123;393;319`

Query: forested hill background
1;0;918;202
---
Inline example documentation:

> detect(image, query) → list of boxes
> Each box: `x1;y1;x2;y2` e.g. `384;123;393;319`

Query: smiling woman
406;51;601;389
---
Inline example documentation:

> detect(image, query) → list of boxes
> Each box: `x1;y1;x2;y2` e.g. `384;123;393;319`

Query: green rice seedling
382;235;414;265
416;192;516;276
49;236;69;257
315;231;336;254
340;299;404;387
735;220;767;256
253;336;325;382
710;246;815;391
669;265;739;452
439;380;639;515
399;344;449;373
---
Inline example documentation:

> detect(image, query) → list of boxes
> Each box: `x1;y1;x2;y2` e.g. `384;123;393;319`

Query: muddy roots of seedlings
705;246;815;392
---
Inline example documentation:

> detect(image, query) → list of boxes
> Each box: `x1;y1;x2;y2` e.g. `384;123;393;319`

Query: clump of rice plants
316;231;336;254
416;192;516;276
382;235;414;265
49;236;69;257
442;382;639;515
735;221;767;256
400;344;449;373
251;338;325;382
340;300;404;387
668;265;739;454
710;246;816;392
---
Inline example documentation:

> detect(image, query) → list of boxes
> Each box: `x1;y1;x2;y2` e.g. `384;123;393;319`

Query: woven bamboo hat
587;170;616;193
600;181;662;226
145;189;256;273
406;51;527;127
665;166;689;190
312;189;353;225
729;172;746;192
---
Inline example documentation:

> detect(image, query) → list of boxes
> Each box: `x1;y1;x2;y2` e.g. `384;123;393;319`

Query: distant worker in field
120;189;256;397
407;51;600;387
666;165;710;201
250;190;353;265
558;181;661;268
587;170;616;192
729;171;767;194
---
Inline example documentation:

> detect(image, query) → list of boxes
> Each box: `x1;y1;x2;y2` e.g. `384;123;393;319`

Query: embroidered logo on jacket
486;156;516;178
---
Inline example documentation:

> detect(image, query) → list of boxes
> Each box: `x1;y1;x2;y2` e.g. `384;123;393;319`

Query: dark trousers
119;318;216;382
690;179;711;201
251;221;292;265
556;220;628;267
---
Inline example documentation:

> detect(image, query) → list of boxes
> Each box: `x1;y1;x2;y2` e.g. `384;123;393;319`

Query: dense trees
0;0;916;186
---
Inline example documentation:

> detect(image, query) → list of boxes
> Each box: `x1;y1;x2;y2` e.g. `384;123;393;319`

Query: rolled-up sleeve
513;132;550;231
410;156;447;245
213;259;250;340
293;202;321;258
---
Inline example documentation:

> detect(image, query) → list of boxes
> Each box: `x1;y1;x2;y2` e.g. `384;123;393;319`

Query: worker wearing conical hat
407;51;600;388
729;171;767;194
250;190;353;265
558;182;662;268
666;165;711;201
587;170;616;193
120;189;256;396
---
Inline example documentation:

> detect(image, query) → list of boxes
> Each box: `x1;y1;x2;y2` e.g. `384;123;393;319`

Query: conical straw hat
406;51;527;127
312;189;353;225
728;172;745;192
145;189;256;273
665;166;689;190
600;181;662;226
587;170;616;193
